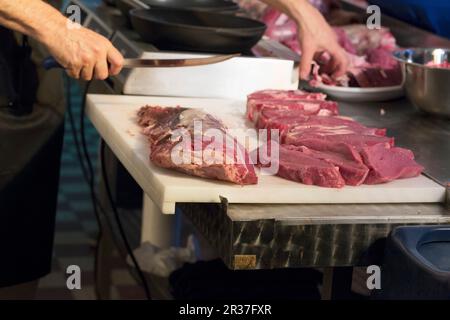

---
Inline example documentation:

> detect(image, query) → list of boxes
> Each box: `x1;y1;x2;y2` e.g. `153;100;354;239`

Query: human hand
293;0;349;79
42;20;124;80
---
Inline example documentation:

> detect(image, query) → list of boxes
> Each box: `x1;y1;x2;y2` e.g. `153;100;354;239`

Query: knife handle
43;57;63;70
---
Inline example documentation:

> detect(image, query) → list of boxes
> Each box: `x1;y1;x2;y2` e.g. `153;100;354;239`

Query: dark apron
0;27;64;288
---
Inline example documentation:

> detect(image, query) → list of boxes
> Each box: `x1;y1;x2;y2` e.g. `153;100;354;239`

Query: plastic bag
126;235;196;278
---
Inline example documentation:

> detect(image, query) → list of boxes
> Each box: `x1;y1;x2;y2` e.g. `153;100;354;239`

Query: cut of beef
266;144;346;188
246;89;424;187
257;109;385;140
247;89;327;101
291;138;363;163
285;132;394;150
349;66;403;88
249;99;339;124
336;25;397;54
361;143;424;184
289;116;386;137
296;146;369;186
137;105;258;185
246;89;331;121
256;107;310;135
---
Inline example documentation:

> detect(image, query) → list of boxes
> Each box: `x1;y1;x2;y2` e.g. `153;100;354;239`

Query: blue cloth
369;0;450;38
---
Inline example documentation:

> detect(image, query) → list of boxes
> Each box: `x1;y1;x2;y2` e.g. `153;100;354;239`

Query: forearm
0;0;66;45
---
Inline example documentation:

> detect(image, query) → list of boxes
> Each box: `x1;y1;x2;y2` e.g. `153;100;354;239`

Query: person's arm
0;0;123;80
260;0;348;79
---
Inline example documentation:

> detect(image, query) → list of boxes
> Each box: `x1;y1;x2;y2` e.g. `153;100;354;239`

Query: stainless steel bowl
394;48;450;117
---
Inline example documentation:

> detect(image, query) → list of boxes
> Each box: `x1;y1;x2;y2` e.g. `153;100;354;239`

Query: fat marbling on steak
246;89;336;122
137;105;257;185
256;109;386;141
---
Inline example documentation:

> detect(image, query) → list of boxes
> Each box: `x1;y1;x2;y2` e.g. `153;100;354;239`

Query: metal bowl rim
393;47;450;71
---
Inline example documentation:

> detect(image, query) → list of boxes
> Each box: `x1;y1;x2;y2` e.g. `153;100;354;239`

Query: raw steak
285;131;394;150
258;110;385;135
288;115;386;137
262;144;346;188
246;89;423;187
296;146;369;186
290;137;364;163
253;100;339;125
137;106;258;185
246;89;330;121
361;143;424;184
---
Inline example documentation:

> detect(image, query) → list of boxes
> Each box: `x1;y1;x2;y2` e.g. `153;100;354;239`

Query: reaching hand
294;1;349;80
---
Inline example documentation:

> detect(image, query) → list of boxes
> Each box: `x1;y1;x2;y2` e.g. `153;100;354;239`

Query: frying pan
116;0;239;28
141;0;239;12
129;8;266;53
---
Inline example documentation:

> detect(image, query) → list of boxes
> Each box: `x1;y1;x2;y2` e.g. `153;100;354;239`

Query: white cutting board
86;94;446;214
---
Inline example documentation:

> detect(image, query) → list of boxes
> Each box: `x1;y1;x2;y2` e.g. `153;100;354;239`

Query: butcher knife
43;54;240;70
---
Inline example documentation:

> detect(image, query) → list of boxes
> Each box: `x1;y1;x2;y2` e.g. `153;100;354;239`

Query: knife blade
43;54;240;70
122;54;240;68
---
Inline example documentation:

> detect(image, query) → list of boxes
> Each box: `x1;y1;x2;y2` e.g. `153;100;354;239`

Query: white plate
316;84;404;102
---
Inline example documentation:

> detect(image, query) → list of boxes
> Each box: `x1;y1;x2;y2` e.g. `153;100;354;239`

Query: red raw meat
252;99;339;126
288;115;386;136
261;13;402;89
361;144;424;184
334;27;357;54
137;106;258;185
247;89;332;121
248;89;326;103
257;109;385;140
285;132;394;150
245;89;423;187
290;138;363;163
296;145;369;186
311;25;402;88
337;25;397;54
256;107;310;136
266;144;346;188
263;9;298;42
366;47;399;69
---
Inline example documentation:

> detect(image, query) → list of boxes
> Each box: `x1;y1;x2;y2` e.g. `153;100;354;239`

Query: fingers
80;63;95;81
299;42;315;80
107;46;124;76
65;67;81;80
330;47;349;79
94;56;109;80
